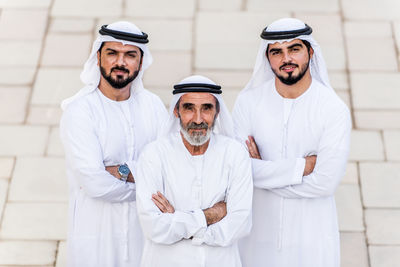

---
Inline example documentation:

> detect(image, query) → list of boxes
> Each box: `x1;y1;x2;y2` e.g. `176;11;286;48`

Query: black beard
272;61;310;85
100;66;139;89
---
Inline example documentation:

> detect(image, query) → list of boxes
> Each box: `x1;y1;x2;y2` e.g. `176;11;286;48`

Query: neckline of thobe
272;79;314;101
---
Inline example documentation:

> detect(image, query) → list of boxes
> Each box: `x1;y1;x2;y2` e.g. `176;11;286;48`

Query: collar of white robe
99;25;149;43
260;24;312;40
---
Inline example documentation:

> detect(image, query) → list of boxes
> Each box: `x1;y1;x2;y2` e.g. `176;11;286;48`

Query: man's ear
173;106;179;118
97;51;100;67
309;46;314;59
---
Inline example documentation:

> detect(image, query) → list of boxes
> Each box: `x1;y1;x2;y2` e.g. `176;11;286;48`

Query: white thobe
60;88;167;267
233;79;351;267
136;132;253;267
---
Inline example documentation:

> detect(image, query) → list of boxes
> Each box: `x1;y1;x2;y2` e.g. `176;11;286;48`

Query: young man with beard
135;75;253;267
60;21;167;267
233;18;351;267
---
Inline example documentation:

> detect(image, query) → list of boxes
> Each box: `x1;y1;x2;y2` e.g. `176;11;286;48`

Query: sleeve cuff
293;158;305;184
126;160;137;179
191;209;207;245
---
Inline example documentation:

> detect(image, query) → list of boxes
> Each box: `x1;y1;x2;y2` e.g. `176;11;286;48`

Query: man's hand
152;191;175;213
246;136;261;159
105;165;135;183
203;201;227;226
303;155;317;176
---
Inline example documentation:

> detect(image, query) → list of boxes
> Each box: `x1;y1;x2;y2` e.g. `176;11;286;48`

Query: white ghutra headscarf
242;18;332;94
162;75;234;138
61;21;153;110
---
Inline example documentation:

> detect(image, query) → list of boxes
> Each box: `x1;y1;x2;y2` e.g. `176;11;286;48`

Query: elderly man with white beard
135;75;253;267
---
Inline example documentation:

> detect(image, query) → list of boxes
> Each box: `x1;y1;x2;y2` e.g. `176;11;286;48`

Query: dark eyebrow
182;103;194;108
105;48;117;53
202;103;214;108
287;43;303;49
127;50;138;54
268;48;282;54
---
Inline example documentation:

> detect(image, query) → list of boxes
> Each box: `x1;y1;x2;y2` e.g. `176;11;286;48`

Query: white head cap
162;75;234;138
241;18;331;94
61;21;152;110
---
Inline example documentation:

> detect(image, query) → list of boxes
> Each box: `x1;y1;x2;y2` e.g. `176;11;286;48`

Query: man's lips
280;65;297;72
112;70;128;75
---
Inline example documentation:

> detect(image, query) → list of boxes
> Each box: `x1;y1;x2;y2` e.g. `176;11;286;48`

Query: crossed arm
151;191;227;226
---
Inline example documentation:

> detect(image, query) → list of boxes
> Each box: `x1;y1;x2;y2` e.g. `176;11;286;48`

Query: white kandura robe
136;132;253;267
60;88;168;267
233;79;351;267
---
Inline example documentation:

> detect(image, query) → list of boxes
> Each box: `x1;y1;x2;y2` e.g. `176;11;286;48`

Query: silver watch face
118;164;130;177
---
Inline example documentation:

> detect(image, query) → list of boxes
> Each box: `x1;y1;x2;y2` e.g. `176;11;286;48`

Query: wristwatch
118;163;130;182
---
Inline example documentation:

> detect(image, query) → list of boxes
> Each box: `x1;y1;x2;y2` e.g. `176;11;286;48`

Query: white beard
180;127;212;146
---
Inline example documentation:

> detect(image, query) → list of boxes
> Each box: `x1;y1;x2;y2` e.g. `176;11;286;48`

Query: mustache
111;66;129;73
280;63;298;70
187;122;208;130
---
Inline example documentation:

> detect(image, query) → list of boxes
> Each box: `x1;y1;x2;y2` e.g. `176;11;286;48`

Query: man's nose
282;51;292;63
193;110;203;124
116;53;126;66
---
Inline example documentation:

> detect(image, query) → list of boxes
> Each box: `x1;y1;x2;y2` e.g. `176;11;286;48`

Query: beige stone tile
125;0;195;18
349;130;385;161
31;68;83;105
360;163;400;208
0;67;36;85
369;246;400;267
136;19;192;51
199;0;242;11
0;0;51;8
0;41;42;67
0;126;48;156
341;162;358;185
384;131;400;161
355;111;400;130
55;241;66;267
335;184;364;231
343;0;400;20
294;14;346;71
193;70;252;89
0;86;29;123
0;179;9;222
329;71;349;91
0;203;68;240
41;34;92;67
27;105;63;125
247;0;339;12
365;209;400;245
8;157;67;202
0;240;57;265
50;18;95;33
51;0;122;17
144;51;191;88
346;37;398;71
47;127;64;156
195;12;290;70
344;21;393;38
351;73;400;109
340;233;369;267
0;158;15;179
0;9;48;40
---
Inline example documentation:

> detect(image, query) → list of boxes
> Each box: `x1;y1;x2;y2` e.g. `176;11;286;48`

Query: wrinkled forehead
179;92;217;105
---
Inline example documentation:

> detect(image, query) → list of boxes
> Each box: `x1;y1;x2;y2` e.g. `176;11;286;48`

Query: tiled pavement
0;0;399;266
